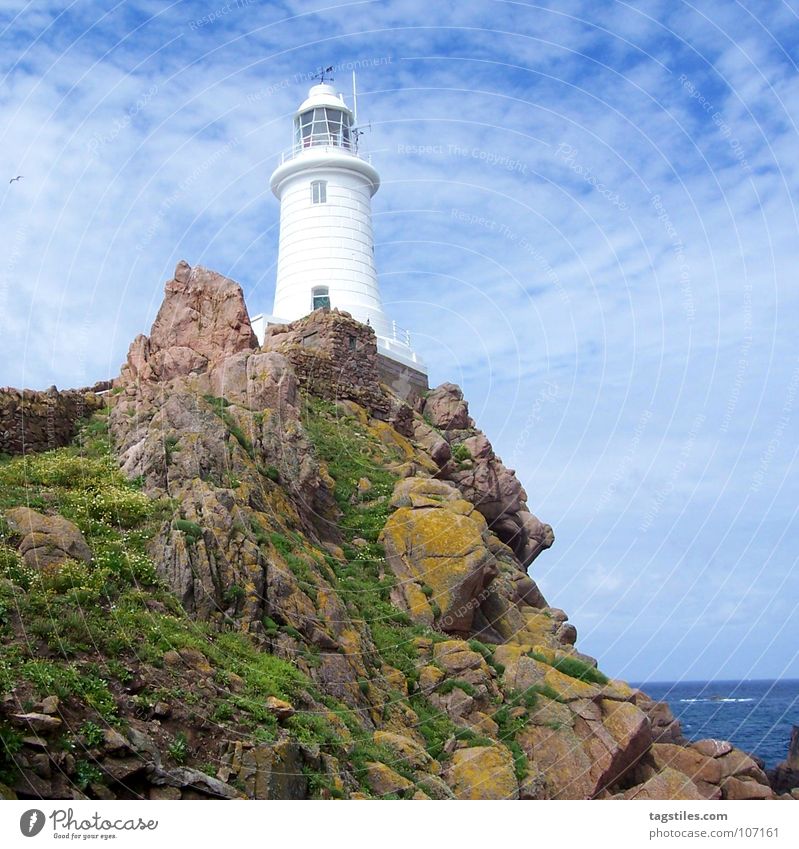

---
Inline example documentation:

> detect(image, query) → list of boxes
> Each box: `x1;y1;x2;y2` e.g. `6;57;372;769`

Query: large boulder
5;507;92;569
422;383;471;431
650;743;722;799
445;746;519;800
208;351;298;414
517;721;597;799
379;478;498;634
364;762;415;798
631;689;685;744
622;767;706;800
216;740;306;799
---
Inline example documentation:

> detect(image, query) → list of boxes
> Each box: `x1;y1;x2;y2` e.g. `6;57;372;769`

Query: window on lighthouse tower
311;180;327;204
312;286;330;310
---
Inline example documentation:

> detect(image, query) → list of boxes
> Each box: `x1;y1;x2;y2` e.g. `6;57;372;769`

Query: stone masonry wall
0;386;104;456
262;309;390;417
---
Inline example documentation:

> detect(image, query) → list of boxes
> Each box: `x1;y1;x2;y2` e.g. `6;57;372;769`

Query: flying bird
9;175;23;183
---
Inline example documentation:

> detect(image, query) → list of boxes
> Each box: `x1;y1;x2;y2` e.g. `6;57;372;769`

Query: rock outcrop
417;383;554;568
119;261;258;386
0;261;787;802
769;726;799;795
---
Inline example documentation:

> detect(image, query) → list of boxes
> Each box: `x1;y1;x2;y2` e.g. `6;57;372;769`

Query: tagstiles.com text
647;810;780;841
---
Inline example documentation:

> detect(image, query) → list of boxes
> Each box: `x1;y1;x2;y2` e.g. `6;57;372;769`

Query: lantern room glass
295;107;353;151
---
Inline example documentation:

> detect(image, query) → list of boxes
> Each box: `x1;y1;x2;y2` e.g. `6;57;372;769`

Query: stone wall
376;354;429;404
262;308;390;417
0;386;104;456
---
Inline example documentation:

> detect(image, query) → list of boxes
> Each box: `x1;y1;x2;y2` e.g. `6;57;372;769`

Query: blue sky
1;0;798;682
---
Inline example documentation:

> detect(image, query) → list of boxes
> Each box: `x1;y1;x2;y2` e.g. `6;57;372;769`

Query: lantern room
293;83;355;153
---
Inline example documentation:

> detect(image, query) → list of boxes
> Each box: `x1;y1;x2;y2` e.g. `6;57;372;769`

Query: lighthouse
251;79;426;379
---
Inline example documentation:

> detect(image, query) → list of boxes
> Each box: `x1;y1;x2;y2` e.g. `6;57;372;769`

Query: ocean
633;679;799;770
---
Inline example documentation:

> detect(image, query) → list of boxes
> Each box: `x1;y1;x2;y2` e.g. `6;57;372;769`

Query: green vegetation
492;701;529;781
437;678;477;697
303;397;437;685
0;411;362;779
451;443;472;463
173;518;203;541
467;639;506;676
164;435;180;465
0;725;23;785
528;650;609;685
203;395;255;459
167;732;189;764
262;465;280;482
80;720;104;747
74;760;103;790
408;694;459;761
453;727;493;747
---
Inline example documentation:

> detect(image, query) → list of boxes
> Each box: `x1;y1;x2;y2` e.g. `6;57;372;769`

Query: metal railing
279;137;371;165
366;316;411;348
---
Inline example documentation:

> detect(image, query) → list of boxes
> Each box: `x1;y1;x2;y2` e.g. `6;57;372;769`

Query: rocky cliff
0;262;792;801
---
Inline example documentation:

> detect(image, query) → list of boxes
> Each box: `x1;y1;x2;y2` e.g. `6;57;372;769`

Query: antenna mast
352;70;358;123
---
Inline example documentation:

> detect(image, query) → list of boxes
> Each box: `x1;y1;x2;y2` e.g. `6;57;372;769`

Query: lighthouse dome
293;83;355;154
297;83;352;115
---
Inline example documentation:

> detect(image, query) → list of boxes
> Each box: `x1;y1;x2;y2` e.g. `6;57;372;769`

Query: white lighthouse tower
251;78;426;376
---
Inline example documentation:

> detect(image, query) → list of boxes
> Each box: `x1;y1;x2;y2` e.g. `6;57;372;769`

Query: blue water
632;679;799;770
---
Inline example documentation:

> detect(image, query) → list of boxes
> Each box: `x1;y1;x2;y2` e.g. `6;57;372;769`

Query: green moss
491;702;529;781
269;532;293;556
527;650;609;685
453;727;493;747
173;519;203;541
438;678;477;697
303;763;345;799
261;616;280;637
164;435;180;465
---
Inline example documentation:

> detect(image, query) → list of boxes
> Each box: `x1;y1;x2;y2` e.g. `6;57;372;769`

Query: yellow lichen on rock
373;731;439;773
446;746;519;800
380;492;498;633
364;762;415;797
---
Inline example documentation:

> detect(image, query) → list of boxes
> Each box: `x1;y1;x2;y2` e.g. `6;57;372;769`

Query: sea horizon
629;678;799;770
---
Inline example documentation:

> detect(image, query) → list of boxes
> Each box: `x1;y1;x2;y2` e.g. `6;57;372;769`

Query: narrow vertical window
311;180;327;204
312;286;330;310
